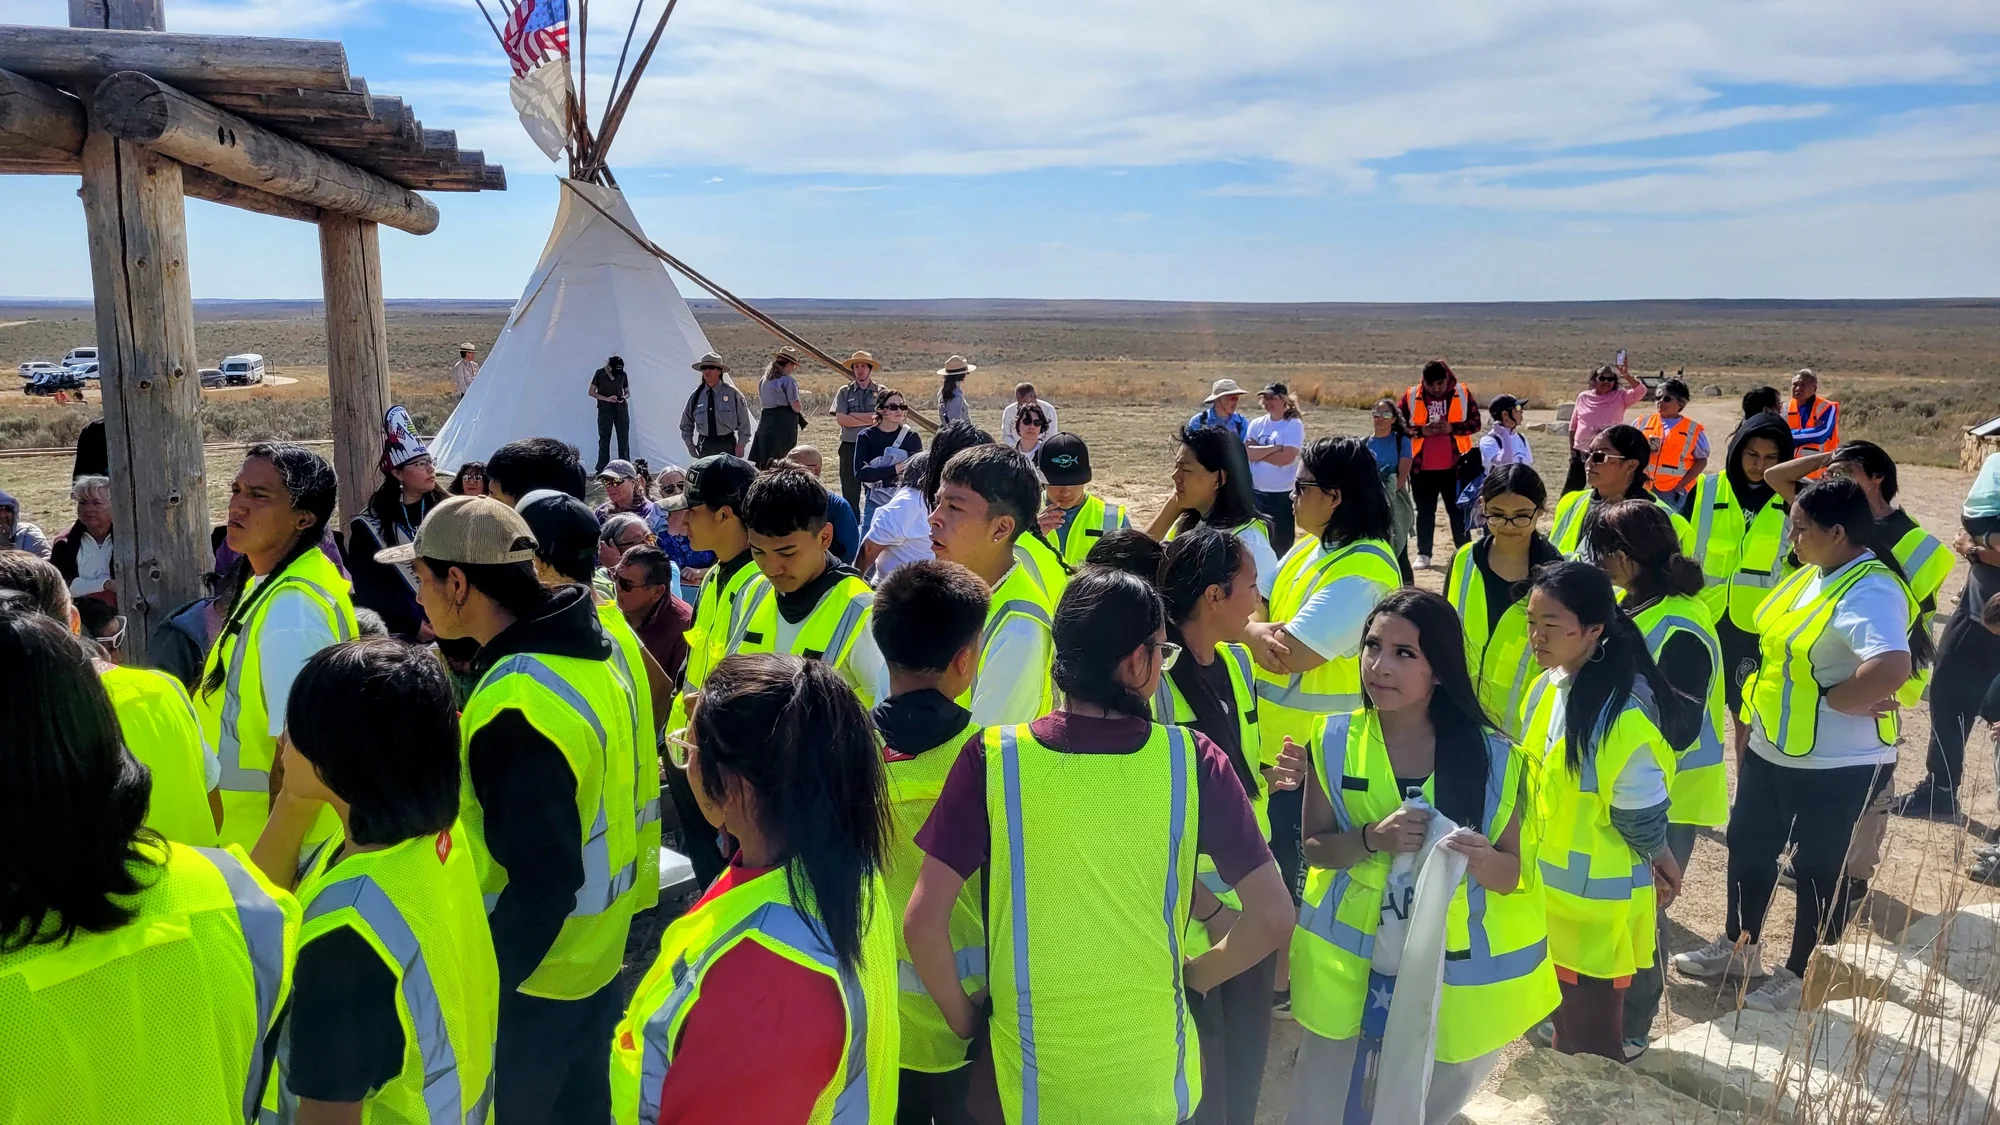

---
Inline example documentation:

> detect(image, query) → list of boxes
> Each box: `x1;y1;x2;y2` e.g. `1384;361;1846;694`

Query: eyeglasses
881;403;908;413
615;575;650;593
1293;478;1328;497
1486;510;1538;528
658;480;686;495
1587;450;1631;464
1151;641;1182;670
665;726;696;769
99;615;127;651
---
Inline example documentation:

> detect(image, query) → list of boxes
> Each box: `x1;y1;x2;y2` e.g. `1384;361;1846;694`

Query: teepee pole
605;0;646;126
583;0;678;179
561;181;939;432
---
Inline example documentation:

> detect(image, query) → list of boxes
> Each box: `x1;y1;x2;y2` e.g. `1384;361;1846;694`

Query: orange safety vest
1786;397;1840;457
1640;412;1706;492
1406;384;1476;460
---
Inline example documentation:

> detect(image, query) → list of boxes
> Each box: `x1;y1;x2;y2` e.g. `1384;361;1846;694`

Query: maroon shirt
629;591;693;688
915;711;1274;887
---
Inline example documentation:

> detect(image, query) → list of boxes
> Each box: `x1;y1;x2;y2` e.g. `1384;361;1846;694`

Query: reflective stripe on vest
216;575;354;795
1641;413;1702;491
1639;615;1726;772
1254;541;1397;713
195;846;290;1124
805;590;873;666
969;600;1053;697
635;902;874;1125
995;724;1195;1125
897;946;989;995
727;580;772;651
1407;383;1474;459
297;875;493;1125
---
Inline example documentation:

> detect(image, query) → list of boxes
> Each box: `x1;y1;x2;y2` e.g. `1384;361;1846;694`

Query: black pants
1926;610;2000;788
665;761;728;888
899;1066;975;1125
1726;752;1882;977
495;979;625;1123
1190;950;1278;1125
1409;467;1467;557
1552;974;1624;1062
838;440;862;512
1562;447;1587;496
695;434;735;458
595;402;630;471
1266;783;1305;906
1253;490;1296;556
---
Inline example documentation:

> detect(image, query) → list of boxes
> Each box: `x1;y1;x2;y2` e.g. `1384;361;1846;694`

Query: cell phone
1615;349;1627;369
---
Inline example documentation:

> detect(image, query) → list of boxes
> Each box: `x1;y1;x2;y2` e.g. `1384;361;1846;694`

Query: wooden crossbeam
92;70;439;234
0;26;352;95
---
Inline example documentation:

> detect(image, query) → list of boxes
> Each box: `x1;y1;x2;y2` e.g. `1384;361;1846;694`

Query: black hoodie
466;583;616;994
1723;414;1796;517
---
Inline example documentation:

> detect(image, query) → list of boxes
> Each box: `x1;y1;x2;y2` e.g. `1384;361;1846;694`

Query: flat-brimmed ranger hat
846;350;880;373
1204;378;1248;404
771;346;803;363
458;342;476;352
691;351;730;373
376;495;537;566
937;355;978;376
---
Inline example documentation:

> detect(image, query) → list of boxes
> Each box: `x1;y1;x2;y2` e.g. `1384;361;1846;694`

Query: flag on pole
502;0;574;161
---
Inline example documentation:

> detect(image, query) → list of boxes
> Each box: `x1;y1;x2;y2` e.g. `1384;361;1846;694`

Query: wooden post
73;0;208;665
320;214;390;529
69;0;163;31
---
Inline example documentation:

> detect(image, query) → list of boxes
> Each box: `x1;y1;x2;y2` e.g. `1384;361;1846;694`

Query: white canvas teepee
432;179;715;471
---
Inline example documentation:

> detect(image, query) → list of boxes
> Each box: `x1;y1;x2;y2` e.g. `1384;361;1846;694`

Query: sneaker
1890;778;1962;821
1622;1037;1650;1062
1742;967;1803;1013
1969;843;2000;885
1415;554;1433;571
1272;988;1294;1021
1672;935;1767;982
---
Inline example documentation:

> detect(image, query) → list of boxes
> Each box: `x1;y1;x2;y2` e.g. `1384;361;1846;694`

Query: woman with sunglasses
1445;464;1562;738
613;654;898;1123
448;460;488;496
1011;401;1051;459
855;387;923;538
907;566;1292;1124
1548;423;1694;559
1562;362;1647;496
1287;589;1556;1124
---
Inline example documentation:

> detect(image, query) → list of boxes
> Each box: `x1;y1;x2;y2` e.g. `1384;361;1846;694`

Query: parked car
23;368;87;396
18;360;62;379
60;346;98;369
70;362;100;381
220;353;265;386
199;367;226;389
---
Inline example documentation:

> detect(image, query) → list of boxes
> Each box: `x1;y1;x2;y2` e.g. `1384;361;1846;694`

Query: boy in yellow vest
1035;431;1131;567
741;462;890;707
928;444;1056;726
871;560;990;1122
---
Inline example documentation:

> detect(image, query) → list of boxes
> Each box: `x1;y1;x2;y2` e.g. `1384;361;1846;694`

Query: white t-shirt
1235;522;1281;601
1287;574;1392;662
1246;416;1306;493
1749;553;1912;769
1478;426;1534;468
973;573;1053;727
250;580;342;737
1541;668;1671;808
862;486;934;579
1000;399;1059;447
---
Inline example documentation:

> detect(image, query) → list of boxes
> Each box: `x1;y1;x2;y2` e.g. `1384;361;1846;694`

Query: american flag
502;0;570;78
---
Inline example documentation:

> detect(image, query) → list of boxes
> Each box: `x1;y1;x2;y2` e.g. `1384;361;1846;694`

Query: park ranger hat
691;351;730;373
376;495;537;566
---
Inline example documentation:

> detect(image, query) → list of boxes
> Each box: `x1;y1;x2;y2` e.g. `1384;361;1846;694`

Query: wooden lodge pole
319;215;392;529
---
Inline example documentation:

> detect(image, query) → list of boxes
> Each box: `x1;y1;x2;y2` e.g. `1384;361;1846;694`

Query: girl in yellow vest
1286;589;1557;1124
1521;562;1688;1060
1144;424;1281;603
1547;424;1695;559
0;606;299;1124
198;443;358;850
1445;464;1562;738
1675;478;1931;1014
1583;501;1727;1059
248;639;499;1123
905;567;1295;1124
612;654;900;1123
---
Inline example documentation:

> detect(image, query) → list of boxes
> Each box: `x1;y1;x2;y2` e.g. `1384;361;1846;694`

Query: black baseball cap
516;490;600;574
661;454;757;513
1036;432;1092;486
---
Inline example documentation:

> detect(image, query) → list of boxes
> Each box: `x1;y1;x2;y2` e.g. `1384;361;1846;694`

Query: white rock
1455;1048;1730;1125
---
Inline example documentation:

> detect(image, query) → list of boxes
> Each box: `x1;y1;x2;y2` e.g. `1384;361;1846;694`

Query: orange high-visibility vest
1640;412;1707;492
1406;384;1476;460
1786;397;1840;457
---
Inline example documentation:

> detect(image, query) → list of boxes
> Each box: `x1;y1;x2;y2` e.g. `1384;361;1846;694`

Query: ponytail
1052;568;1164;719
1530;562;1698;771
1160;528;1256;796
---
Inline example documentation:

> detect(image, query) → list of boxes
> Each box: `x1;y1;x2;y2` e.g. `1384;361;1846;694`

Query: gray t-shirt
833;382;882;444
760;374;798;409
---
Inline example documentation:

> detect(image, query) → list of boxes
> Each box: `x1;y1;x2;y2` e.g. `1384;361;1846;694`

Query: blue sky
3;0;1997;301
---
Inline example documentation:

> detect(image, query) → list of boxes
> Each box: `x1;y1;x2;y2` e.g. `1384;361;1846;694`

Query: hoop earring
1588;638;1607;663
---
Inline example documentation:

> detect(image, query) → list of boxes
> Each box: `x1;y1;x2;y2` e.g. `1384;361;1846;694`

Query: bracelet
1359;824;1379;854
1199;901;1224;924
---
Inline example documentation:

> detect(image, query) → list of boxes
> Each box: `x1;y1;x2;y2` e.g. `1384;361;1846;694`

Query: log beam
0;26;352;95
92;71;439;234
320;215;392;529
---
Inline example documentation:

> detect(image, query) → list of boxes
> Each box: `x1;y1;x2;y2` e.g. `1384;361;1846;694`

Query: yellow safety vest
983;721;1201;1124
667;559;773;732
1289;709;1558;1063
1890;520;1951;706
1444;542;1538;739
1687;473;1792;630
195;549;357;850
610;866;900;1125
1549;489;1696;559
269;827;499;1125
1254;538;1401;762
1050;494;1130;568
101;662;218;847
597;599;664;914
961;564;1055;721
0;842;298;1125
1630;595;1730;828
739;571;880;708
1014;534;1071;607
460;646;641;1000
882;718;986;1073
1152;643;1265;958
1520;674;1676;979
1747;556;1919;755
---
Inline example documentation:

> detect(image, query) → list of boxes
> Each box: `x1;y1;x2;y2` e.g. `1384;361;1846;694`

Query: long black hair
287;639;460;846
1052;567;1165;719
1828;440;1899;503
1300;437;1394;548
1083;528;1166;581
1172;424;1264;537
939;367;967;409
1360;588;1498;828
1159;527;1257;797
1586;500;1704;604
922;420;992;509
202;443;339;698
1793;478;1935;669
693;654;888;970
1594;424;1654;502
0;601;161;952
366;466;448;542
1481;462;1547;511
448;461;487;496
1529;561;1696;771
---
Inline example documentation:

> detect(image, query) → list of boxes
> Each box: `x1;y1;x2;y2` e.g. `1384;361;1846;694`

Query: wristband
1199;902;1224;924
1359;824;1379;854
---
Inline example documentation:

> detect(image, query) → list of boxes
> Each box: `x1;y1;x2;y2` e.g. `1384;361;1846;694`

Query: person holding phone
1563;360;1648;496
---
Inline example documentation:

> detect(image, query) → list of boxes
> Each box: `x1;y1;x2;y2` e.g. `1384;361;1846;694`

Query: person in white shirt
53;475;115;602
928;444;1054;727
1674;477;1929;1014
999;382;1058;448
859;452;934;580
1479;394;1534;468
1245;382;1306;554
1144;425;1281;602
452;343;479;395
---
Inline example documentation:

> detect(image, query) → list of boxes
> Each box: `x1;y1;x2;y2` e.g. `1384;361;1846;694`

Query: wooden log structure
0;25;352;96
320;215;392;528
92;70;440;233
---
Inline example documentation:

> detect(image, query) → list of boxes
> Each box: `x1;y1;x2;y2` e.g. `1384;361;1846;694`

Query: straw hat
770;345;804;364
846;350;880;373
936;355;977;377
1204;378;1248;404
691;351;730;373
457;342;476;353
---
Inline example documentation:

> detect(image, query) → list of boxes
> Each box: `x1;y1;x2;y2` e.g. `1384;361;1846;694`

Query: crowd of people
4;349;1994;1125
